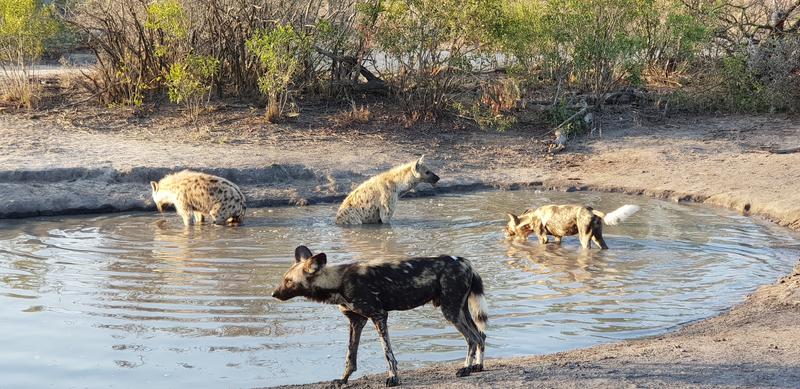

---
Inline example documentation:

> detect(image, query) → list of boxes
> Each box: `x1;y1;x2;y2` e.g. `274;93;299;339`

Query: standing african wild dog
271;246;488;387
335;156;440;225
150;170;246;226
505;204;640;249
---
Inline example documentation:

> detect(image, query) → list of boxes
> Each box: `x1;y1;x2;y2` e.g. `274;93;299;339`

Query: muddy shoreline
1;111;800;388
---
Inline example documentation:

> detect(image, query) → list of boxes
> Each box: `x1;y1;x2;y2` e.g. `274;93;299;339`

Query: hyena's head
150;181;170;213
271;245;327;301
412;155;440;185
505;212;535;240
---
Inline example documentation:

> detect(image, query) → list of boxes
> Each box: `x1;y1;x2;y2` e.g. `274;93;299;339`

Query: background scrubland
1;0;799;134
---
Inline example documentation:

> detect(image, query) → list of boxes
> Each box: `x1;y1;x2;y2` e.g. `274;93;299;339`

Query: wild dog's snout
429;173;440;184
271;286;291;301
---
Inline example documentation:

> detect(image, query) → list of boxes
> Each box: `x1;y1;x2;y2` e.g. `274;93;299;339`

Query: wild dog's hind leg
371;313;399;387
334;309;367;386
442;304;484;377
439;285;483;377
473;330;486;372
193;211;206;224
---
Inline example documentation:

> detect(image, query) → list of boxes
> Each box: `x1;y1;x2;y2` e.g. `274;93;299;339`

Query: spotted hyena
271;245;488;386
335;156;440;225
505;204;640;248
150;170;246;226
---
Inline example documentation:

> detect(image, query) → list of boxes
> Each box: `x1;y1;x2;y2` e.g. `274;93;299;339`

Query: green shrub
0;0;58;108
246;24;312;122
166;54;219;120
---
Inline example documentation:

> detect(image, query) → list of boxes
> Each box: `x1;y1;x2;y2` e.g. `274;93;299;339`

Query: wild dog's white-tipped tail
468;274;488;332
603;204;640;225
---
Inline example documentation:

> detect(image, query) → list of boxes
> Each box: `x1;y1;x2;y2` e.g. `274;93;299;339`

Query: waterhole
0;190;798;388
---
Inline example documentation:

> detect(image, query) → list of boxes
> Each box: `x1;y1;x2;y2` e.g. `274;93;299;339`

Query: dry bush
365;0;502;114
746;34;800;110
330;102;372;128
67;0;367;107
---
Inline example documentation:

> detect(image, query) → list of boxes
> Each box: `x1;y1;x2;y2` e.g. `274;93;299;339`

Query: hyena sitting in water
271;246;488;387
150;170;246;226
335;156;439;225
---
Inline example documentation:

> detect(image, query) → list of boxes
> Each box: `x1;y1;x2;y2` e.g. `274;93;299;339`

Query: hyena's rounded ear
414;155;426;170
294;245;313;263
150;181;158;192
304;253;327;273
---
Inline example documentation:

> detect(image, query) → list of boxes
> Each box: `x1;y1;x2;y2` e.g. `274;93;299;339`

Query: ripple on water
0;190;798;388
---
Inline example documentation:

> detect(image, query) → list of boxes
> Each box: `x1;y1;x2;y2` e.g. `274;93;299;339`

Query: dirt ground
1;105;800;388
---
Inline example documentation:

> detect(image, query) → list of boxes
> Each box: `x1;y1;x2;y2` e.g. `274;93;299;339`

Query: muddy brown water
0;190;798;388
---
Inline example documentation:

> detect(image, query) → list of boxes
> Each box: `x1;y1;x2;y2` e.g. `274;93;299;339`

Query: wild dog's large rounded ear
150;181;158;192
294;245;313;263
304;253;327;273
507;213;520;225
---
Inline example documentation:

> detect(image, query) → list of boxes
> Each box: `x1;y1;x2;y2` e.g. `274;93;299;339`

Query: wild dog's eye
425;170;431;174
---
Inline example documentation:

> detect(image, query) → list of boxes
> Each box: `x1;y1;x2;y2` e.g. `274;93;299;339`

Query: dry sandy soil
1;105;800;388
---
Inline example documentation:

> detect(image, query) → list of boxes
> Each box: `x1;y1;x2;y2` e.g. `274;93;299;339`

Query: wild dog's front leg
371;314;399;387
334;309;367;386
537;233;549;245
578;228;592;249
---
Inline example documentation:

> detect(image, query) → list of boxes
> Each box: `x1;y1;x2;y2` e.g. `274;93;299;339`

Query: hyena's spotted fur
335;156;439;225
150;170;246;226
272;246;488;387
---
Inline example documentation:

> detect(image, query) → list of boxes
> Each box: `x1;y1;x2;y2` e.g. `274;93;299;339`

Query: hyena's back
336;184;386;224
171;171;246;224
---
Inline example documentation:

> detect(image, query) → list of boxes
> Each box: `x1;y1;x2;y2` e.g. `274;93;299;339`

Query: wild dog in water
505;204;640;249
271;246;488;386
335;156;440;225
150;170;246;226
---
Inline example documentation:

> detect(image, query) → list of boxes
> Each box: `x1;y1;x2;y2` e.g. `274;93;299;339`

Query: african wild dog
150;170;246;226
335;156;440;225
505;204;640;249
271;246;488;386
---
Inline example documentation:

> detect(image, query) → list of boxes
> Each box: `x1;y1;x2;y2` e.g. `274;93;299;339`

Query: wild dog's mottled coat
272;246;488;386
150;170;246;226
335;156;439;225
505;204;639;249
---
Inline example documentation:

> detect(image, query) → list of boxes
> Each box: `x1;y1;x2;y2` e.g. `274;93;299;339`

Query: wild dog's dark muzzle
271;287;299;301
428;173;440;184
